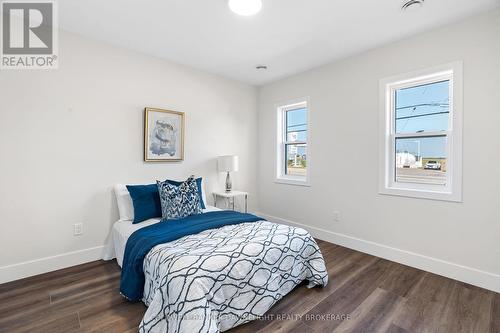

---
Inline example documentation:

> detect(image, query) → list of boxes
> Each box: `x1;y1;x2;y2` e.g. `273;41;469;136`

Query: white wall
0;30;258;281
258;10;500;291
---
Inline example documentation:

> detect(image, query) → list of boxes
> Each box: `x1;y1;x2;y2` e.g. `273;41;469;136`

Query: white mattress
111;206;222;267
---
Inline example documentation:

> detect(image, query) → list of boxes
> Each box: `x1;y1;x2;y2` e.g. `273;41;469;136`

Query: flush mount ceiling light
256;65;268;70
402;0;425;11
228;0;262;16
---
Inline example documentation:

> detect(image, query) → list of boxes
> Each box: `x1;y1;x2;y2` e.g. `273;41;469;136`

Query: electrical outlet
333;211;341;222
74;223;83;236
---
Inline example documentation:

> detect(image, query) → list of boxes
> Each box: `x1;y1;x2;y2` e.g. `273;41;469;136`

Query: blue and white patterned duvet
139;221;328;333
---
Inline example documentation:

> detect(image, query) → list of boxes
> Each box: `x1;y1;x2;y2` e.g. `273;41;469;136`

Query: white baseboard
257;212;500;293
2;216;499;293
0;246;107;284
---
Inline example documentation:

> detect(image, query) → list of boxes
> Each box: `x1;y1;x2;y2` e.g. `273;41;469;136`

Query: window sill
275;177;310;187
379;187;462;203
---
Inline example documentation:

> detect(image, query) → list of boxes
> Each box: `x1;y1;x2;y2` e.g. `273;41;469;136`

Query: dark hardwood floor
0;239;498;333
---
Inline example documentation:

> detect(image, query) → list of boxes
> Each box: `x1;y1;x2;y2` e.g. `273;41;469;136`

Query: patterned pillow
157;176;202;220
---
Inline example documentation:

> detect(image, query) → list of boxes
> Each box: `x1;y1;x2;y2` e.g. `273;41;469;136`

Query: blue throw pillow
157;176;202;220
126;184;162;224
167;177;206;209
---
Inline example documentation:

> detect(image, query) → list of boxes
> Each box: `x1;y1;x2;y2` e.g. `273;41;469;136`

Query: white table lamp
218;155;239;192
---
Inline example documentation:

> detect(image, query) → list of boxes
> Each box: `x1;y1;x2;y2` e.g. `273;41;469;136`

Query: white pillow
114;184;134;221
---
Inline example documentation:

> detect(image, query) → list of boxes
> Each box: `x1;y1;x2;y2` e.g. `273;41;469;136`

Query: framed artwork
144;107;185;162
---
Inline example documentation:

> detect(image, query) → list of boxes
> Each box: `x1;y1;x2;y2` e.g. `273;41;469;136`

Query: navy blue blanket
120;210;263;301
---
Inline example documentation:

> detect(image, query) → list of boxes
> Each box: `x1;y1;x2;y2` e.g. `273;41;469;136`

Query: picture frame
144;107;185;162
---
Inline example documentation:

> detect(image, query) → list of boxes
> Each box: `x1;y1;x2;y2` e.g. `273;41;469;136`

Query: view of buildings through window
394;80;449;185
285;107;307;177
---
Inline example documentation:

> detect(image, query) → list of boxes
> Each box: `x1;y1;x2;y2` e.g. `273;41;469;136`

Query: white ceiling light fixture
402;0;425;11
228;0;262;16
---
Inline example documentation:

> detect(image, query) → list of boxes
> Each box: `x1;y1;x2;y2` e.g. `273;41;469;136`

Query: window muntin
277;101;309;184
380;62;463;202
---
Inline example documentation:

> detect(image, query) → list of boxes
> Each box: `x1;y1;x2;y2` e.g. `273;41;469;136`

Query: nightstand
213;191;249;213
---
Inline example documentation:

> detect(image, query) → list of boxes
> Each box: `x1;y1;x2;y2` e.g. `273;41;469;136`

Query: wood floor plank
333;288;405;333
12;312;81;333
297;259;393;332
78;302;145;332
252;288;325;333
406;271;456;303
377;261;426;298
441;282;494;333
392;271;496;333
0;240;497;333
230;282;314;333
386;323;409;333
392;295;450;333
0;261;116;299
0;286;125;331
286;322;316;333
492;293;500;333
0;291;51;320
49;271;121;304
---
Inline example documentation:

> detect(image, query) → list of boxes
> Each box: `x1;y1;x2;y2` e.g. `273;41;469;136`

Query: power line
287;123;307;128
396;111;449;121
396;103;449;110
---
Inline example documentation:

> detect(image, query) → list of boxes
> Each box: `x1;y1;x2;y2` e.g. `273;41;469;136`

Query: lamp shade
218;155;239;172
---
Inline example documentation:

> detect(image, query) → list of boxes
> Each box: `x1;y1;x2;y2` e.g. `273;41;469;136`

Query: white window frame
379;62;463;202
275;99;310;186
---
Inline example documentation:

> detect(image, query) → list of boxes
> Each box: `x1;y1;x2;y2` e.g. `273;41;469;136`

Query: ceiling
58;0;500;85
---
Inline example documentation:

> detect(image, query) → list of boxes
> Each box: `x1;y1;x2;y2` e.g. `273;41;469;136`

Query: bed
111;206;221;267
110;205;328;333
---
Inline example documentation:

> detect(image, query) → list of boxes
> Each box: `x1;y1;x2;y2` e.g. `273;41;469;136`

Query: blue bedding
120;210;264;301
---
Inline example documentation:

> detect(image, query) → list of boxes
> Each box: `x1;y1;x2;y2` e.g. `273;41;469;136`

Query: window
276;100;309;185
379;62;463;201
